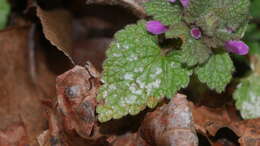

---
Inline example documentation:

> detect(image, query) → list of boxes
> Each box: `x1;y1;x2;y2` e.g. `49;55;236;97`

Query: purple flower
190;27;202;39
225;40;249;55
179;0;190;8
168;0;177;2
146;20;168;35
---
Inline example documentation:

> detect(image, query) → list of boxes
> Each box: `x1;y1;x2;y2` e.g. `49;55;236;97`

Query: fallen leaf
37;6;74;63
0;26;47;145
56;65;100;139
139;94;198;146
190;102;260;146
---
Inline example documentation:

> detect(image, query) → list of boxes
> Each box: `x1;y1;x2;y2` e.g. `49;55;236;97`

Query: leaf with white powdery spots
144;0;182;25
234;74;260;119
195;53;234;93
97;21;191;122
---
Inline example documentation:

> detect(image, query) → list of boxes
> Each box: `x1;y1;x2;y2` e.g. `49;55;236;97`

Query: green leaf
184;0;250;48
97;21;191;122
181;38;211;66
184;0;211;23
234;74;260;119
0;0;10;30
144;0;182;25
166;23;211;66
195;53;234;93
250;0;260;18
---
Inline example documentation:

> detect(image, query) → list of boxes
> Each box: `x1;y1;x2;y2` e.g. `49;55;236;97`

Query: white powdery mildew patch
112;53;122;57
241;92;260;118
134;67;144;73
123;44;130;50
150;67;162;78
116;42;121;49
129;83;143;95
109;84;117;90
124;73;134;80
125;95;138;104
103;90;108;98
146;79;161;95
118;98;127;107
127;54;138;61
137;78;146;89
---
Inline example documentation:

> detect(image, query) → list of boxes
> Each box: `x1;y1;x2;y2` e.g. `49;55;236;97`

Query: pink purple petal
190;27;202;39
225;40;249;55
146;20;168;35
180;0;190;8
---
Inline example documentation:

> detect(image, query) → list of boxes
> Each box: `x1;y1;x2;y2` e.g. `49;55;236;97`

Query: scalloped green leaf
234;74;260;119
166;23;211;66
144;0;182;25
195;53;234;93
97;21;191;122
0;0;10;30
181;38;211;66
184;0;250;47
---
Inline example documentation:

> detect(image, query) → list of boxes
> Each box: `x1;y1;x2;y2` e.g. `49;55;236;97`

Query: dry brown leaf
190;103;238;136
190;103;260;146
37;7;74;63
56;65;100;139
0;26;48;145
231;119;260;146
140;94;198;146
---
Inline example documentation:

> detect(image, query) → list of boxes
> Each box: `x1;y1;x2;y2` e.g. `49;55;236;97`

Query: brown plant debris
190;103;260;146
37;109;69;146
139;94;198;146
37;6;74;63
0;123;29;146
0;26;48;145
56;64;100;139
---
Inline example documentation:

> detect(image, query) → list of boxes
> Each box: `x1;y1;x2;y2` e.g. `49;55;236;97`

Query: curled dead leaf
56;65;100;139
37;6;74;63
190;103;260;146
140;94;198;146
0;26;49;145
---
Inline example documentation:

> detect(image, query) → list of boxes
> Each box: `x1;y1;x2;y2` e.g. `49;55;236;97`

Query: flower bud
225;40;249;55
180;0;190;8
190;27;202;39
146;21;168;35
